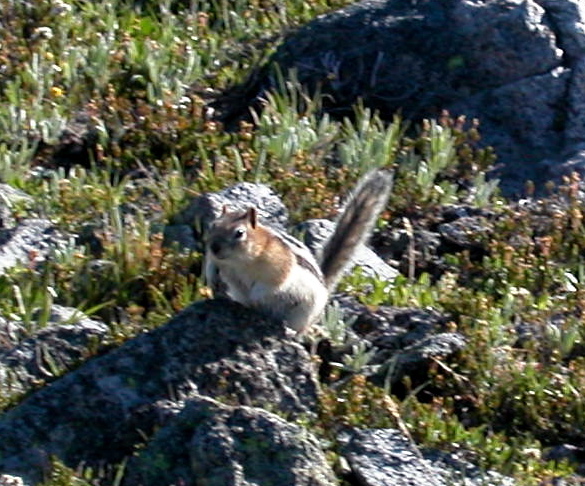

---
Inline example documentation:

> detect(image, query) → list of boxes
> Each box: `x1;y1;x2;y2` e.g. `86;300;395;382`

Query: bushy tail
320;169;393;291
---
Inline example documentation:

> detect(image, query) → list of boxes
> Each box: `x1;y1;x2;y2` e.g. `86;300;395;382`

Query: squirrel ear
247;207;258;228
220;205;229;216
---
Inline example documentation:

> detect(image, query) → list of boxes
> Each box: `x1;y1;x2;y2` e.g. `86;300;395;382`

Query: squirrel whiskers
205;169;393;333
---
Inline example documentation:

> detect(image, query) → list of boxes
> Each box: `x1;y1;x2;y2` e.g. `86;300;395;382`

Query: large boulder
123;395;337;486
0;299;320;484
216;0;585;195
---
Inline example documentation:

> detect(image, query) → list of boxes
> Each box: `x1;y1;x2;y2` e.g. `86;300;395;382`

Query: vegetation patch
1;0;584;484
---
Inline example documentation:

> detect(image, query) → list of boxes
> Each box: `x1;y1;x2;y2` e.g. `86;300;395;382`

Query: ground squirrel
205;169;393;332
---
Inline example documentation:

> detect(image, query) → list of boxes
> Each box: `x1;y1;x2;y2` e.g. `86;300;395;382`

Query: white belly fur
248;264;328;332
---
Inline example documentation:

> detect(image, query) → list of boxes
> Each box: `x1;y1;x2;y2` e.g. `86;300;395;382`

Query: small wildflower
51;0;72;15
536;235;552;258
203;120;218;133
197;12;209;28
199;287;213;299
50;86;64;98
126;304;145;317
178;96;191;108
33;27;54;40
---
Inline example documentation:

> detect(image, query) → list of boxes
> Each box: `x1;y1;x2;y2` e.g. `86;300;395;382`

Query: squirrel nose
210;241;221;255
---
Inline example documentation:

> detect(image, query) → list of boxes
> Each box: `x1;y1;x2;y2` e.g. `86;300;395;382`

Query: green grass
0;0;584;484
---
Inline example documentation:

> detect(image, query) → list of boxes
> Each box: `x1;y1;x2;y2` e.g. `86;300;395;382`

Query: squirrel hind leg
283;291;329;333
250;289;327;333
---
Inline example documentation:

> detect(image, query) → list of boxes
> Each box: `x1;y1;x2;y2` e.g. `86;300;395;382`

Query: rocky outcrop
123;395;337;486
0;184;71;272
0;305;109;395
0;294;517;486
215;0;585;195
371;204;493;278
340;428;515;486
166;181;290;252
0;218;71;271
323;299;466;395
0;300;511;486
0;475;24;486
0;299;320;484
298;218;399;282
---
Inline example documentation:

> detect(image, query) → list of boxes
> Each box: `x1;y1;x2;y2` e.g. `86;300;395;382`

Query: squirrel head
206;206;263;262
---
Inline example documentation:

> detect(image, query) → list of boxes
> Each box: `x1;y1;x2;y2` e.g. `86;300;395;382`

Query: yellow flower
50;86;64;98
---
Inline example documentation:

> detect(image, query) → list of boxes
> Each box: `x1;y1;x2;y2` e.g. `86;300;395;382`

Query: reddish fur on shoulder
248;224;293;285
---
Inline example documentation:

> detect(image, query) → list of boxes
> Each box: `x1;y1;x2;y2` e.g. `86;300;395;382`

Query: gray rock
0;317;24;353
298;218;398;282
543;443;585;464
438;216;492;250
0;305;109;395
387;332;467;383
536;0;585;62
218;0;585;194
343;304;465;391
340;428;515;486
0;299;319;483
167;182;290;252
0;475;26;486
448;67;570;193
370;205;497;277
566;58;585;147
341;428;443;486
171;182;289;240
163;222;198;251
267;0;560;110
351;306;450;350
124;395;337;486
545;145;585;179
374;226;442;276
0;184;32;232
317;301;464;392
51;111;99;169
0;219;72;272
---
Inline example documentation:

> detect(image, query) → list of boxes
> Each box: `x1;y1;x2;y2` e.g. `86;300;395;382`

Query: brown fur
206;169;392;332
208;208;293;287
247;224;293;286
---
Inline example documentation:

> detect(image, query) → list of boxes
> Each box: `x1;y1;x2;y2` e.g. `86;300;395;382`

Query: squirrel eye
234;228;246;240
